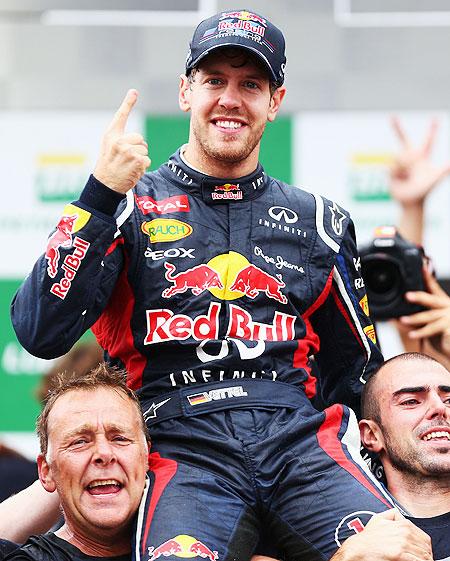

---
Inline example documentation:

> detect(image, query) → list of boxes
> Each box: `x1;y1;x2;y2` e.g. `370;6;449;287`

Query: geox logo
187;385;248;406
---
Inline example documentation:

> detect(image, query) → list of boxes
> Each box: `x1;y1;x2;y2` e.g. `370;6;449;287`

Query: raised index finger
108;89;138;133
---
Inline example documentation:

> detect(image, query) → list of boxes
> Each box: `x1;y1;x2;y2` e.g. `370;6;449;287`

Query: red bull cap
185;9;286;86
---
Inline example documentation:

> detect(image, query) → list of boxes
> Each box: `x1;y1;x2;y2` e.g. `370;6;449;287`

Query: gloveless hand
93;89;151;194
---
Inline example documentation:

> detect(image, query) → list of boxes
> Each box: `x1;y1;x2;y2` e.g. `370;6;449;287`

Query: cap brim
186;42;279;84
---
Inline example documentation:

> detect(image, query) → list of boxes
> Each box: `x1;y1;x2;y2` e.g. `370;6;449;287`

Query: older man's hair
36;362;149;456
361;352;440;423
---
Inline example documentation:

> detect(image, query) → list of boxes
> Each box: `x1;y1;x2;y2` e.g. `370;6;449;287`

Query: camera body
359;226;427;320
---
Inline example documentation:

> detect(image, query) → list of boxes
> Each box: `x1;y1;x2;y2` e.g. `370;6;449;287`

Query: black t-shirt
4;533;131;561
0;540;19;560
408;511;450;561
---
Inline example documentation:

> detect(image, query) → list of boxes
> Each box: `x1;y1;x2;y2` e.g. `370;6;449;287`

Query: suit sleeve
10;176;129;360
309;219;383;417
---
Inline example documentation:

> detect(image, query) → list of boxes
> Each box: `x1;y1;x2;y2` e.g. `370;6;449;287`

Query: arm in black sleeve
10;176;128;359
310;219;383;418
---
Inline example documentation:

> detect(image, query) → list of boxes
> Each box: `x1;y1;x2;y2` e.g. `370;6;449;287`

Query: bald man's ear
37;454;57;493
359;419;384;453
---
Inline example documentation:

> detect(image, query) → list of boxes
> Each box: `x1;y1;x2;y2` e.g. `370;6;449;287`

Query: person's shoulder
407;510;450;530
4;533;71;561
0;539;19;561
268;176;353;249
407;511;450;560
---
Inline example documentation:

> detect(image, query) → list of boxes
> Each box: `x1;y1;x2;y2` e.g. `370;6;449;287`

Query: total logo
211;183;242;201
135;194;190;215
161;251;287;304
148;535;218;561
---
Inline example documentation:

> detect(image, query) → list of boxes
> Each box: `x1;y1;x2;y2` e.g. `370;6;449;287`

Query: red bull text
211;184;242;201
144;302;296;345
49;236;90;300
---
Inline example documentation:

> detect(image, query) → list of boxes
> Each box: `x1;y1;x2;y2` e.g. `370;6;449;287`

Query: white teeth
423;431;450;441
88;479;121;488
216;120;242;129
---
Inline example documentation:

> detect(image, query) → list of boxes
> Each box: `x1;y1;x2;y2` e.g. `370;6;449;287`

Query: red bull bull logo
229;264;287;304
162;262;223;298
211;184;242;201
148;535;218;561
220;10;267;26
45;214;78;278
161;257;287;305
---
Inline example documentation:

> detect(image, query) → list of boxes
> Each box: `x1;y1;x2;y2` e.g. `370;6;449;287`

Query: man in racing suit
11;9;394;561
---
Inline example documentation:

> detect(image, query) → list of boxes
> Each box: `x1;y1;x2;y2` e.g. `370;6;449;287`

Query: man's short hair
36;362;149;456
361;352;440;423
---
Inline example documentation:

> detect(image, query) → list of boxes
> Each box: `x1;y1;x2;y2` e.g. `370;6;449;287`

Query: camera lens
363;261;401;295
362;259;402;297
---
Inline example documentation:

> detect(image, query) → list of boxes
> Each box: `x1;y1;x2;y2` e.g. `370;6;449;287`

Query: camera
359;226;428;320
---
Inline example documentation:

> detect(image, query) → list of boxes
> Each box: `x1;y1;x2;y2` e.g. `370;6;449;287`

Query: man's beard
383;430;450;478
192;119;266;165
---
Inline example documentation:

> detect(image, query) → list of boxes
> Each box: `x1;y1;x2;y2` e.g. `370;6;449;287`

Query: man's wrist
79;174;126;216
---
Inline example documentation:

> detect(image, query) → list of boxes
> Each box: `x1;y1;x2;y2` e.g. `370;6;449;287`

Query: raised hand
390;116;450;207
93;89;151;194
400;267;450;358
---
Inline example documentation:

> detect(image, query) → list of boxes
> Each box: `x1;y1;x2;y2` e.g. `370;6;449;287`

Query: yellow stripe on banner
350;153;394;165
37;154;86;165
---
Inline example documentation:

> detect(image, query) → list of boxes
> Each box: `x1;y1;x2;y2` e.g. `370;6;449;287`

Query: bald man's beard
383;429;450;479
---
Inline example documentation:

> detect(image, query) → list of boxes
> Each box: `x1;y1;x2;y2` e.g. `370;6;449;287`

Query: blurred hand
93;89;151;194
400;267;450;358
330;509;433;561
390;116;450;207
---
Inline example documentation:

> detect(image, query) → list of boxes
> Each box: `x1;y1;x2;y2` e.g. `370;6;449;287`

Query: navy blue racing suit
11;149;392;561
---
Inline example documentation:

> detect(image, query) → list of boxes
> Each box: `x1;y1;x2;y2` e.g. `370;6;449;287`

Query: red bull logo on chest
148;535;218;561
160;253;288;304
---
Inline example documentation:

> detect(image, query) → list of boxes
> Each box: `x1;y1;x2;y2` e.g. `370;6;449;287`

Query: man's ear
359;419;384;453
267;85;286;123
37;453;57;493
179;74;192;113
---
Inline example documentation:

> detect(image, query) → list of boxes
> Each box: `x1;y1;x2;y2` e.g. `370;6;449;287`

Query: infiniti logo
268;206;298;223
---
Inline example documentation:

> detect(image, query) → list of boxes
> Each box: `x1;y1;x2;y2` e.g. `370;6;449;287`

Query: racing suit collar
160;148;268;205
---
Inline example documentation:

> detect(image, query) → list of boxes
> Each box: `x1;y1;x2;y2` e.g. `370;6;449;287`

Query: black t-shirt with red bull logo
11;149;382;417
